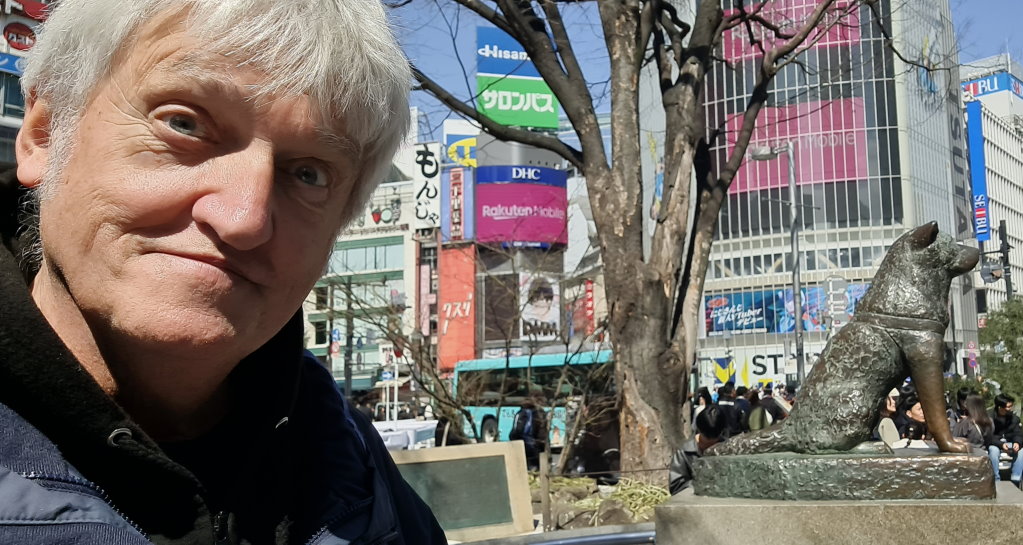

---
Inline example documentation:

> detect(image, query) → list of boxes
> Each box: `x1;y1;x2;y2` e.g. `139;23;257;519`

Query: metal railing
464;523;655;545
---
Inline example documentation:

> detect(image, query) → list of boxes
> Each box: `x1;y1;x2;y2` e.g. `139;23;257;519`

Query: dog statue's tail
704;425;793;456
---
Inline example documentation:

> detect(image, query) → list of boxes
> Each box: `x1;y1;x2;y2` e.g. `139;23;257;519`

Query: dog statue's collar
853;311;947;335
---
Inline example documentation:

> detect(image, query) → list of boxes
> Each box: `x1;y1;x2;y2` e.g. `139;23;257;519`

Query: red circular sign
4;22;35;51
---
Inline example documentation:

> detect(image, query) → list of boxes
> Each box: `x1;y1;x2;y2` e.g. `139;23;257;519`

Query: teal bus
451;350;614;449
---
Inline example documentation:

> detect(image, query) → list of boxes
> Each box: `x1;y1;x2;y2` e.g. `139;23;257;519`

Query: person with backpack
747;388;774;431
509;399;548;470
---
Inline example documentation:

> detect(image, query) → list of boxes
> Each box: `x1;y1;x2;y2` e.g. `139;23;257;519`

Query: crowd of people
670;381;1023;493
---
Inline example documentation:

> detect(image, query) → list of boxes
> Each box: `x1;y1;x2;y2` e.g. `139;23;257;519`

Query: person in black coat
988;393;1023;485
669;405;726;494
0;0;446;541
715;382;745;438
760;386;789;423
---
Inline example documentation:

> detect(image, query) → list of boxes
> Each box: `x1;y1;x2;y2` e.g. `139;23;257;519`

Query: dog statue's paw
938;437;972;454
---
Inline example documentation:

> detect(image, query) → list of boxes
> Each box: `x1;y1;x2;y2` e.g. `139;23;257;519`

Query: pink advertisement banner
476;183;568;245
722;0;860;63
727;97;868;194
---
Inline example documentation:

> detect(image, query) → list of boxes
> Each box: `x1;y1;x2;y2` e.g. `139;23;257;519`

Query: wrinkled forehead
108;16;354;152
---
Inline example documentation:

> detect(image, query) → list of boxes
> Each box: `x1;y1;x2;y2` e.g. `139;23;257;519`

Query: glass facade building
697;0;978;385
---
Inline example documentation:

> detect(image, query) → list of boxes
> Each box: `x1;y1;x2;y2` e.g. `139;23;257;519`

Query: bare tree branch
863;0;954;74
450;0;514;35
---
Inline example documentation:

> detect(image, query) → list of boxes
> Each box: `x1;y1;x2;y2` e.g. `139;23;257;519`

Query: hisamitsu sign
476;27;559;129
477;27;540;78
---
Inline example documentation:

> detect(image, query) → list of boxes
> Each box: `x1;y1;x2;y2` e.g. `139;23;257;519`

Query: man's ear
15;94;52;189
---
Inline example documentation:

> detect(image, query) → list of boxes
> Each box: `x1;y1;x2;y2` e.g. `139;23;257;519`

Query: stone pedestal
656;483;1023;545
692;449;995;500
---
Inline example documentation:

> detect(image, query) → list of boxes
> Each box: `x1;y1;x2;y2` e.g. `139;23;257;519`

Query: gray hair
21;0;410;218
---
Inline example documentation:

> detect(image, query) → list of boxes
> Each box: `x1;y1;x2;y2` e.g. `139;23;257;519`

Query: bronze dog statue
707;222;978;456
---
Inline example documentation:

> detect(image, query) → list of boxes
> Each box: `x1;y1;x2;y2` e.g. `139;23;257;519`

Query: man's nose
191;146;276;251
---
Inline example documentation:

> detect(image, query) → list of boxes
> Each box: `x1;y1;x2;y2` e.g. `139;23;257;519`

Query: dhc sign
511;167;541;181
476;165;567;188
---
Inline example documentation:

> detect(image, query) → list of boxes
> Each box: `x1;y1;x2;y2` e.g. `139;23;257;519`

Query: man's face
909;402;925;422
21;21;357;360
999;403;1015;416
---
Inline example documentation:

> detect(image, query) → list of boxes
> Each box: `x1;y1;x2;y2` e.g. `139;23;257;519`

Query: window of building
329;241;404;273
314;321;327;345
1;73;24;119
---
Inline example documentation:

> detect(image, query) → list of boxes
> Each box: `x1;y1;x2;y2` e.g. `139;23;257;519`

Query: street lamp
749;141;805;384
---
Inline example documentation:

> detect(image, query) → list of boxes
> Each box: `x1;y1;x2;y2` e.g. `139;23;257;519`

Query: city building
961;54;1023;321
0;0;48;166
697;0;979;385
303;180;423;392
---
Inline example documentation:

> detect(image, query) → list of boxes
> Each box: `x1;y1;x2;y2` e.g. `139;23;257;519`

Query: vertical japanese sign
584;279;595;336
476;26;560;129
438;246;477;372
418;264;432;337
449;168;464;241
413;142;441;229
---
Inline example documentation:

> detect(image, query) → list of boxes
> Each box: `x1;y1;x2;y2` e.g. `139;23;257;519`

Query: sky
951;0;1023;64
397;0;1023;141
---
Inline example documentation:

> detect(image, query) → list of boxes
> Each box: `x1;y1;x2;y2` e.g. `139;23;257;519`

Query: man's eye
293;164;329;187
167;114;199;136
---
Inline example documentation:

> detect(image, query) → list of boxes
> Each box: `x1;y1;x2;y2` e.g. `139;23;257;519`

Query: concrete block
656;483;1023;545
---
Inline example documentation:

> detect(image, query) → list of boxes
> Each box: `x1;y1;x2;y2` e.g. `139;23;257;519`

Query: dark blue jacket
0;172;446;544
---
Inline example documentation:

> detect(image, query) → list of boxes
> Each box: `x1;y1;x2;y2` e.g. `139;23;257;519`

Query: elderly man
0;0;446;544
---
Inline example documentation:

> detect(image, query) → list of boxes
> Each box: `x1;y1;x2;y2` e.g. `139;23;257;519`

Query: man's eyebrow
150;56;244;97
315;127;356;153
156;54;355;152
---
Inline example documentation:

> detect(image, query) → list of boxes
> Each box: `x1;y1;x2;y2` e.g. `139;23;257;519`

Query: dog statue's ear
907;222;939;249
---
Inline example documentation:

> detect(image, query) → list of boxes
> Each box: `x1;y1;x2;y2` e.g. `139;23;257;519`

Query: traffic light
999;220;1014;299
981;260;1004;283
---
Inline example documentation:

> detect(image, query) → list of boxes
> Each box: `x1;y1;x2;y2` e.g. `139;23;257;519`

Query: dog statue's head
856;222;979;324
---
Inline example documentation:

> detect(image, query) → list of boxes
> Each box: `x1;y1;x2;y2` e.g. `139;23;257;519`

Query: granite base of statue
655;224;1023;544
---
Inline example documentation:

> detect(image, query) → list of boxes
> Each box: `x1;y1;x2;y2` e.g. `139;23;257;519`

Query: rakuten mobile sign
481;204;566;221
476;183;568;245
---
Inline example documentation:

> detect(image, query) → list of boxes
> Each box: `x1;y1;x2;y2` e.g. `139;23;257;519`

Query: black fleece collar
0;171;308;544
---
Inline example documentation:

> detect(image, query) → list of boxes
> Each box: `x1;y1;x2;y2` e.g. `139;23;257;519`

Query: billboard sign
477;26;541;78
438;246;477;372
476;166;568;245
704;283;869;336
520;273;560;341
443;118;479;167
962;72;1023;100
722;0;860;63
476;74;559;129
3;21;34;50
700;343;825;388
729;97;868;193
4;0;49;21
966;100;991;242
0;52;24;76
413;142;442;229
476;27;559;129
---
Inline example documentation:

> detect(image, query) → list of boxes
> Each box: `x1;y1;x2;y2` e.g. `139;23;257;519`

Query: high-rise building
961;54;1023;320
303;180;423;392
697;0;978;386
